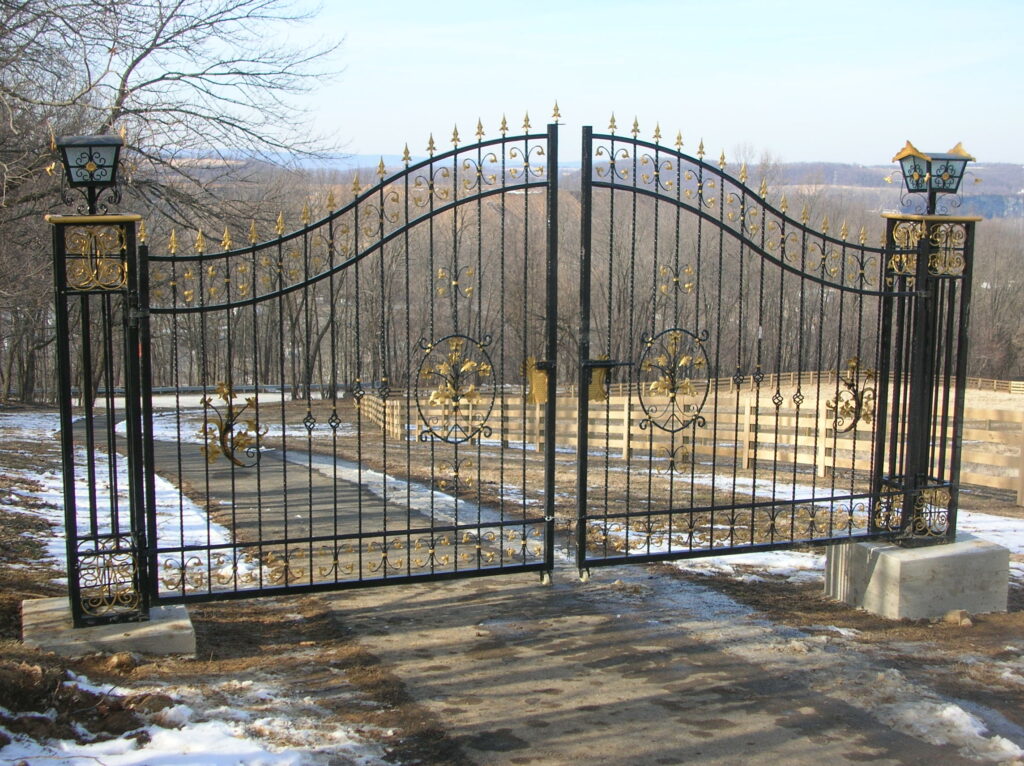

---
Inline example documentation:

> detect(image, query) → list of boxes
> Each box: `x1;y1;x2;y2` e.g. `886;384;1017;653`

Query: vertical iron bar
576;126;594;571
543;122;559;573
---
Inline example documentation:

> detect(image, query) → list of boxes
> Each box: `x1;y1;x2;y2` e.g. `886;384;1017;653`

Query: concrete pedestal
22;597;196;658
824;533;1009;620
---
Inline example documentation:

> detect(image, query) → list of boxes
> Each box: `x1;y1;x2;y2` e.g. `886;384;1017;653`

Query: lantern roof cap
892;139;974;163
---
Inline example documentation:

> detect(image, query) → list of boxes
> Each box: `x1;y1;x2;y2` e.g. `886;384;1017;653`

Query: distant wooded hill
328;155;1024;219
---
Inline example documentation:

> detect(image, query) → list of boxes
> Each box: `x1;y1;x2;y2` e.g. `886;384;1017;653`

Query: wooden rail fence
358;378;1024;507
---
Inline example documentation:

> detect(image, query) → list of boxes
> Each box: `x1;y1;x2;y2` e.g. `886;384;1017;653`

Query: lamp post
876;142;980;547
891;141;974;215
55;134;123;215
49;133;151;627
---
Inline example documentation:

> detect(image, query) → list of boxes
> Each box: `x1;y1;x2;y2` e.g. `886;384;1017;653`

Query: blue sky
294;0;1022;165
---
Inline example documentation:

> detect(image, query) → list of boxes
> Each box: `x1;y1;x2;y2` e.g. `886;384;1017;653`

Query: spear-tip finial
169;229;178;254
138;220;148;244
631;117;640;138
500;114;509;136
608;113;617;134
377;158;387;179
653;123;662;144
402;143;411;167
249;220;258;244
451;125;460;146
475;119;485;140
221;226;232;251
275;211;285;235
718;150;726;170
427;134;436;157
739;163;748;184
301;201;311;225
552;101;561;122
194;228;206;254
675;131;683;150
522;111;531;132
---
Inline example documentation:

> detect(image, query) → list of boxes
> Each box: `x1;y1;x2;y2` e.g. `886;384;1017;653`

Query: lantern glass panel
58;137;122;188
899;155;929;192
930;157;967;193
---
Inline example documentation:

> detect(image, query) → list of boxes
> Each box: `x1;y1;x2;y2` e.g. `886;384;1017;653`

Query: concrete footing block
21;597;196;658
824;533;1009;620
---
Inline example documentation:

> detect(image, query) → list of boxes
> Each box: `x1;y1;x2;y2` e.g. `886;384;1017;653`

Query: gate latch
582;359;631;369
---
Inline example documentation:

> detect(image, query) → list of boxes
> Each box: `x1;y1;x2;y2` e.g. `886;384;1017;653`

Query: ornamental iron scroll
417;334;495;444
827;356;876;433
910;487;952;539
637;328;710;433
76;535;143;620
65;225;128;290
199;383;267;467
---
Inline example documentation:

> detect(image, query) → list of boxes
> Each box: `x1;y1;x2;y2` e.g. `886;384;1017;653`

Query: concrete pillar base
21;597;196;658
824;533;1009;620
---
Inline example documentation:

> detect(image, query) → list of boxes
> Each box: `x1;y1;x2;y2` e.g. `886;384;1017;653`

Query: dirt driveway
326;553;1022;766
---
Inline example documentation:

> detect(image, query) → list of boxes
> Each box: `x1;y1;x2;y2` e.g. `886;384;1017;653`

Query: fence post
621;396;632;459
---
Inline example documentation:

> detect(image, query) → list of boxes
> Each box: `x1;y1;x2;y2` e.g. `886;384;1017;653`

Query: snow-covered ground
0;411;388;765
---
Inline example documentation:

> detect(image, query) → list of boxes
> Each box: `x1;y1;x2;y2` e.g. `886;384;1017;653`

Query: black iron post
49;213;151;626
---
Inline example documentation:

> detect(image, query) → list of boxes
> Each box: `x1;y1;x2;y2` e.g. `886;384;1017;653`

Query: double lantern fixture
891;140;974;215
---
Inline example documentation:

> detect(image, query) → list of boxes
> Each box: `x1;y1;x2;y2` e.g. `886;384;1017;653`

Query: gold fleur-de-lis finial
351;173;361;197
522;111;531;132
780;195;789;213
739;163;748;184
118;125;127;141
138;220;148;244
326;188;336;210
697;139;705;159
759;178;768;199
675;131;683;150
800;205;809;224
301;201;311;225
194;228;206;254
221;226;232;251
718;150;726;170
376;158;386;179
427;134;436;157
631;117;639;138
275;211;285;235
475;119;485;140
552;101;561;122
821;215;830;234
451;125;460;146
859;226;867;245
249;220;258;244
653;123;662;144
500;114;509;136
608;113;617;134
169;229;178;254
402;143;411;166
840;220;849;240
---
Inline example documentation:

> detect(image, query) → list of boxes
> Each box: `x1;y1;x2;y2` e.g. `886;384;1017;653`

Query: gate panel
576;126;903;571
144;124;557;602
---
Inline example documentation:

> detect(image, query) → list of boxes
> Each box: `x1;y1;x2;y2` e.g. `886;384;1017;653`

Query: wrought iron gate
52;120;976;625
573;125;975;572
